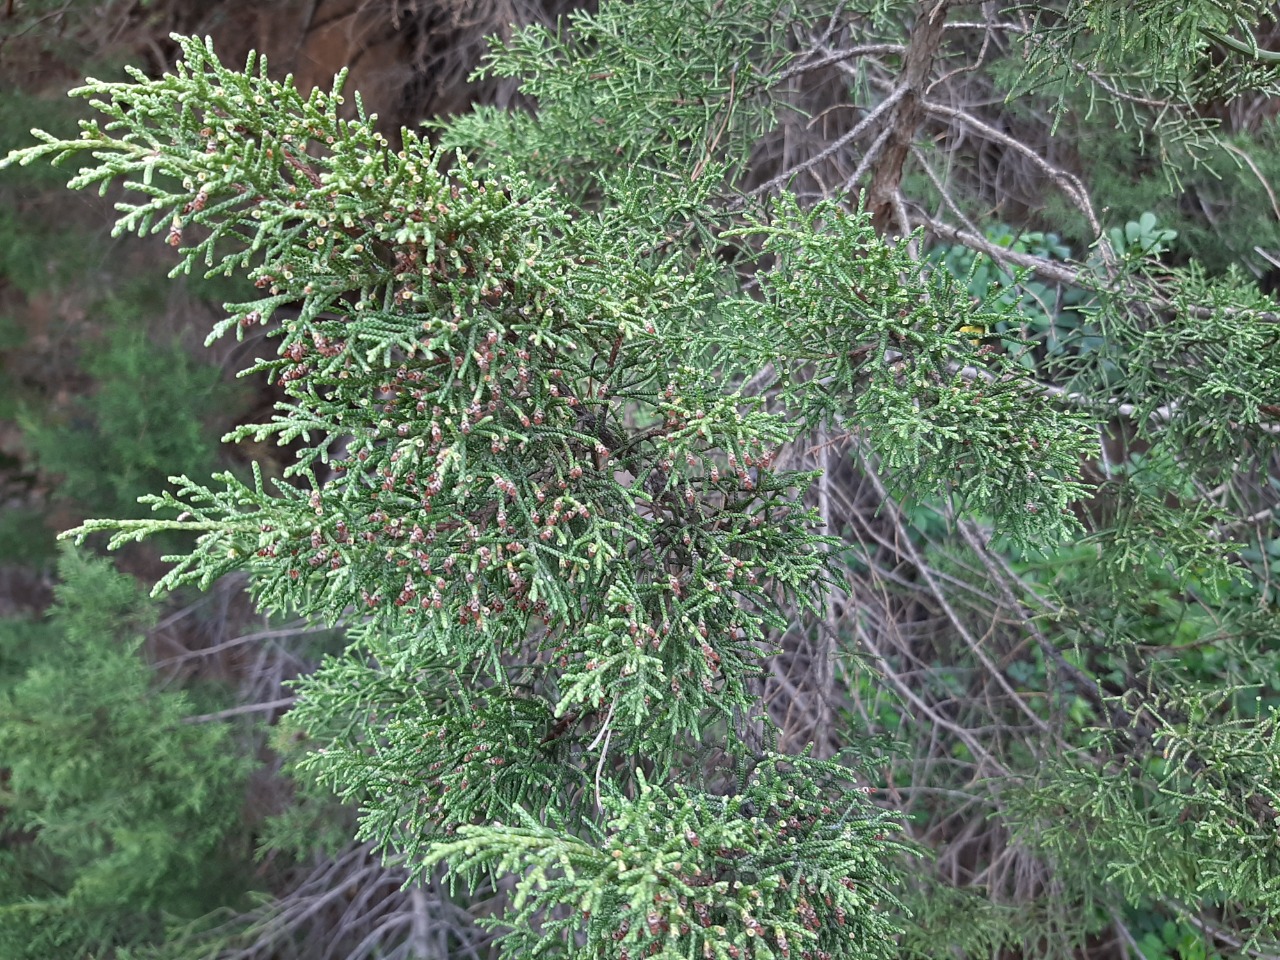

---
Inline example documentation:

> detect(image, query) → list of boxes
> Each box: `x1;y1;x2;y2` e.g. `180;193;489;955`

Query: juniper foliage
2;30;935;959
1013;0;1280;161
7;1;1280;958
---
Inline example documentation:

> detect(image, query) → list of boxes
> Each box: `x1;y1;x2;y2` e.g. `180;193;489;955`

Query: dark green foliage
0;548;255;960
0;506;58;566
0;204;83;299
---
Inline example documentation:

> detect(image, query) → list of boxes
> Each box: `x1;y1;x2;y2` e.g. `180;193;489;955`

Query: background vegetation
2;2;1280;959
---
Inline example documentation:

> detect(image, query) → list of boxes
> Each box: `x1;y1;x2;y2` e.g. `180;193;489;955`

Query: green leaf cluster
0;548;254;960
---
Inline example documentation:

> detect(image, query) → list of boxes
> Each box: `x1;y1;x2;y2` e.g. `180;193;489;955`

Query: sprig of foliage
3;32;905;957
426;756;908;960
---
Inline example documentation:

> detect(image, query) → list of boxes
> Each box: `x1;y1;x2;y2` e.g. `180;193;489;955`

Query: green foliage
288;634;581;851
1035;113;1280;275
1064;262;1280;471
1108;212;1178;259
0;548;255;960
1131;914;1225;960
4;31;907;957
0;204;82;298
1047;0;1275;75
443;0;799;192
23;35;832;747
426;756;907;960
931;224;1098;367
722;198;1093;545
1007;689;1280;947
1016;0;1280;155
7;1;1280;957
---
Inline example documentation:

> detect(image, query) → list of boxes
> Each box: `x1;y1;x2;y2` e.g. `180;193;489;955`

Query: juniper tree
6;1;1280;958
3;28;924;960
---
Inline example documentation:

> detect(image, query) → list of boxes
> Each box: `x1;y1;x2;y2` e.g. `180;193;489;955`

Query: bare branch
752;84;906;197
182;696;297;724
773;43;907;83
921;98;1101;236
866;0;951;232
915;212;1086;285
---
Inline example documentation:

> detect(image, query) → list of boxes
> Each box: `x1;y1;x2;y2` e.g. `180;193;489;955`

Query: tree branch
866;0;951;232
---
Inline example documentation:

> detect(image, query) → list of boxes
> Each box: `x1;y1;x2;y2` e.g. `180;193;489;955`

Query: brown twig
865;0;951;232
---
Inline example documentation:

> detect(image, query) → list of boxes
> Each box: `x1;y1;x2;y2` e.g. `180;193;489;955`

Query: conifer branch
11;1;1280;954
